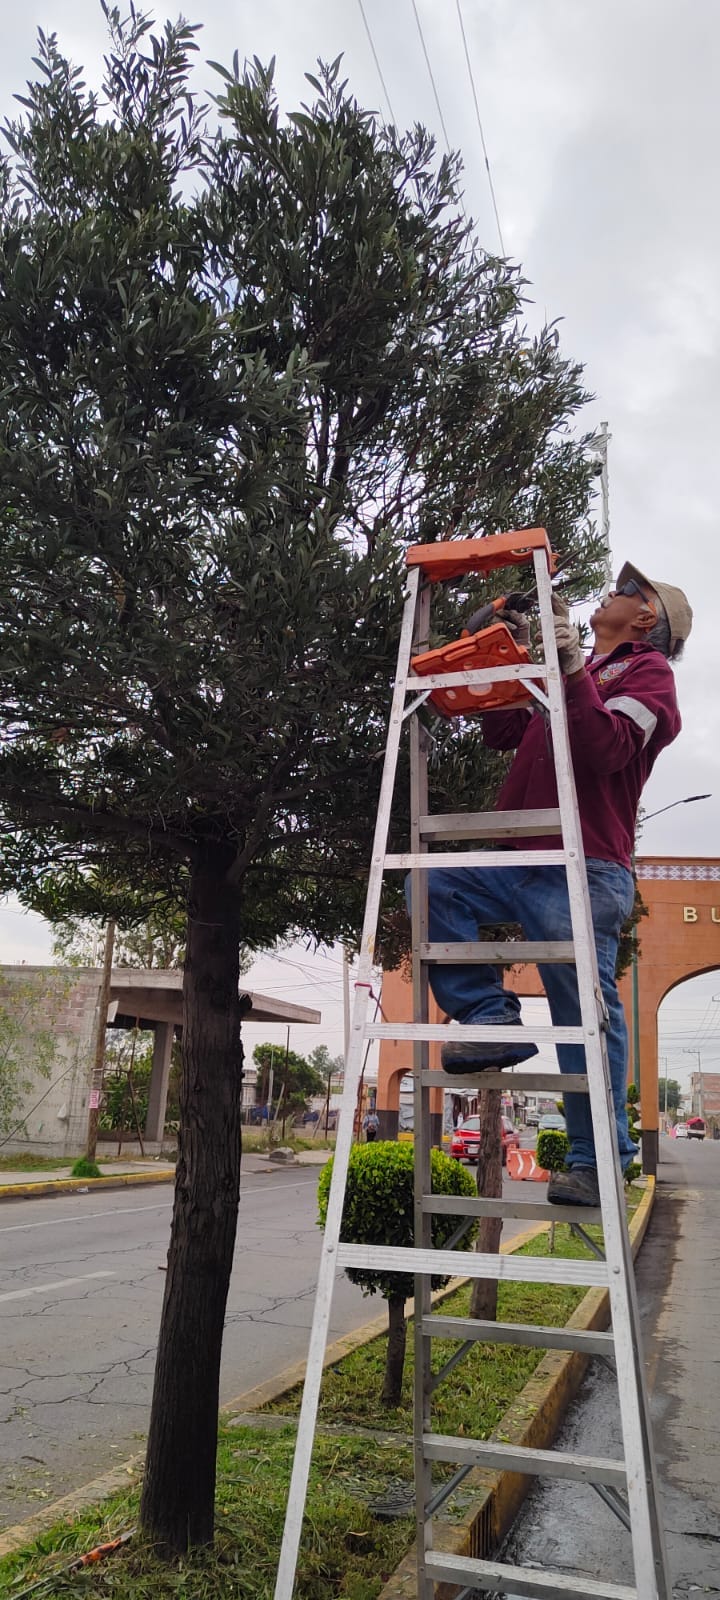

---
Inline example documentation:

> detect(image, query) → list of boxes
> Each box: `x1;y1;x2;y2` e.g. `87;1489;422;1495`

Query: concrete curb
376;1177;656;1600
0;1224;546;1558
0;1170;175;1203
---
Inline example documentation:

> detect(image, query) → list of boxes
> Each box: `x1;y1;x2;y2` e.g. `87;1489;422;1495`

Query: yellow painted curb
0;1456;145;1558
377;1177;656;1600
0;1170;175;1203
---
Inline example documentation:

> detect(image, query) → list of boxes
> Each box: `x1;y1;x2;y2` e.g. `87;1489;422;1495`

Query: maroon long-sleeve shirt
481;641;682;869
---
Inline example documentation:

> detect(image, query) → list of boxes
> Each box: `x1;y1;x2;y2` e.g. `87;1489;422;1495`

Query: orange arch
618;857;720;1166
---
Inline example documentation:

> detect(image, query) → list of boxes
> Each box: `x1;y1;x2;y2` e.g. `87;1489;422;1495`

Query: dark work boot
546;1167;600;1207
440;1019;539;1074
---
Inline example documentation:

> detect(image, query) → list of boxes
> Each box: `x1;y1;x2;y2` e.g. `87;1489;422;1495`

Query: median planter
0;1186;654;1600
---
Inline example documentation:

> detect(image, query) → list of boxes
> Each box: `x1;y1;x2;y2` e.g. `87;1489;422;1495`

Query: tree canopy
252;1040;325;1114
0;4;604;1552
0;12;603;949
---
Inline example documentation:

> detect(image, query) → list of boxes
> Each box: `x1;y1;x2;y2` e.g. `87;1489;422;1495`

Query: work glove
465;600;530;646
499;607;530;647
551;592;585;675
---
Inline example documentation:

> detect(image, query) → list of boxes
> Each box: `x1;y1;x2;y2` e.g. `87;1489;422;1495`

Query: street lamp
631;793;712;1091
639;794;711;827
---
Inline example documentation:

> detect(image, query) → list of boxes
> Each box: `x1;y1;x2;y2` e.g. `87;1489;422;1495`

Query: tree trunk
469;1088;503;1321
381;1294;407;1406
140;847;242;1553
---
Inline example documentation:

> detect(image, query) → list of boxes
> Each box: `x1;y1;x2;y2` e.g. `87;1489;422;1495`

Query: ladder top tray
406;528;556;582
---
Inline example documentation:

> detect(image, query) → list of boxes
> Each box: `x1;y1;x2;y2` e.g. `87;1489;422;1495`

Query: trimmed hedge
536;1129;569;1173
318;1140;477;1301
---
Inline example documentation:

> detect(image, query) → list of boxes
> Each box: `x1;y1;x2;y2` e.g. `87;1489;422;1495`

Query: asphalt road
0;1156;527;1531
0;1162;372;1528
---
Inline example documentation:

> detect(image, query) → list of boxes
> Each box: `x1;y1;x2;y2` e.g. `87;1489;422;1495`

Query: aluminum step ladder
274;527;670;1600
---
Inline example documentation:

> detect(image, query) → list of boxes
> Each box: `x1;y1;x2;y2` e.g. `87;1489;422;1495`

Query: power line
410;0;453;156
455;0;506;255
356;0;397;126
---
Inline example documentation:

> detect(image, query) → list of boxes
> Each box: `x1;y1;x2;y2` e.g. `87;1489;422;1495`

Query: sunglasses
613;579;657;618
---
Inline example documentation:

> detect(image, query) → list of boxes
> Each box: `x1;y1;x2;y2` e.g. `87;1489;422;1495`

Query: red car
450;1114;520;1166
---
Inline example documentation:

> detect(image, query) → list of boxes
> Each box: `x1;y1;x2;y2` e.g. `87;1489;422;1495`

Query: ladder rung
424;1551;636;1600
419;807;562;840
385;849;566;869
423;1195;602;1225
421;1069;590;1092
336;1243;607;1288
422;1314;613;1355
406;663;547;690
368;1023;585;1045
423;1434;626;1486
421;939;575;963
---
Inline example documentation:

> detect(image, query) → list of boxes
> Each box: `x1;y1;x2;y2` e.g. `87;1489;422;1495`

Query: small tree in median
318;1141;477;1405
536;1128;570;1251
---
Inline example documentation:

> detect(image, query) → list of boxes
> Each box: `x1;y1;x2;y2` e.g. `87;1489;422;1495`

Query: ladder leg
273;570;421;1600
533;548;671;1600
410;644;435;1600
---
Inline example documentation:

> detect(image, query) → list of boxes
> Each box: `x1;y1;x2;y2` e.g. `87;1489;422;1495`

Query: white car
674;1123;689;1139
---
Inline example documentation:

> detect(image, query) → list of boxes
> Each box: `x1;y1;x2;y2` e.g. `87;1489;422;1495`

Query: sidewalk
501;1136;720;1594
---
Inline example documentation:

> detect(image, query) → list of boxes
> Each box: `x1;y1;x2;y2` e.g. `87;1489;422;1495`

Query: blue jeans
415;860;637;1171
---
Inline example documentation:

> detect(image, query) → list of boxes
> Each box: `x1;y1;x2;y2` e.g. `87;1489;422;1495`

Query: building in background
0;965;320;1158
690;1072;720;1120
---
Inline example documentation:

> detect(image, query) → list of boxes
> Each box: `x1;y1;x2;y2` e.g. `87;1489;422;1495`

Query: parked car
673;1123;689;1139
686;1118;705;1140
450;1114;520;1166
538;1113;566;1134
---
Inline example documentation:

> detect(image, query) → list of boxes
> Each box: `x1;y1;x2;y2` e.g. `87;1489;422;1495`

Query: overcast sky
1;1;718;1089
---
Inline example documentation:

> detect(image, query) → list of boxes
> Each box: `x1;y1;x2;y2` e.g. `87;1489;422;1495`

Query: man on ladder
423;561;692;1205
275;531;682;1600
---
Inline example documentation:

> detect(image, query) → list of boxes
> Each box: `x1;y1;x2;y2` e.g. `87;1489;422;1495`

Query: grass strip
0;1156;82;1173
0;1199;642;1600
0;1428;413;1600
263;1225;596;1436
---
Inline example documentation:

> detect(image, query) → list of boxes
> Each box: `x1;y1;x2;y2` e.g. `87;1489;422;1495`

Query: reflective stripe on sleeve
604;695;658;747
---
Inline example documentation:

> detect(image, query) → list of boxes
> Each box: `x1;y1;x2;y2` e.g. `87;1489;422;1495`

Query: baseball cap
616;561;693;654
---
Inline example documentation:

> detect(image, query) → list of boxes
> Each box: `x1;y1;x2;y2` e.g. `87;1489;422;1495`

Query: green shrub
536;1129;569;1173
318;1141;477;1301
318;1141;478;1404
70;1156;102;1179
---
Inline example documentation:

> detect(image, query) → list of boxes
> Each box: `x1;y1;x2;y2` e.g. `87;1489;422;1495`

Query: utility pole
683;1049;703;1118
86;919;115;1162
281;1026;291;1139
342;947;351;1061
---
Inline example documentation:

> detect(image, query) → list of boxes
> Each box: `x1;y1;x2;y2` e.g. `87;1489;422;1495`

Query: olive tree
0;7;601;1550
